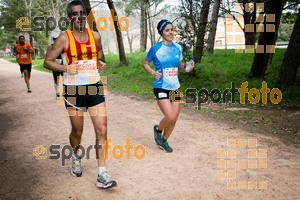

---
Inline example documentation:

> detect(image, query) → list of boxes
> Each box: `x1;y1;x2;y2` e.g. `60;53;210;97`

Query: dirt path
0;58;299;200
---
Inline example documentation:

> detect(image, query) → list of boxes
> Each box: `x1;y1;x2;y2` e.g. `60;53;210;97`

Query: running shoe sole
71;169;83;177
158;145;173;153
96;180;117;189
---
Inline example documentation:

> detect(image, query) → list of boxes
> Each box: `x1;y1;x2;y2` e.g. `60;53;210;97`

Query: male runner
44;0;116;189
15;35;34;93
13;39;23;78
47;35;64;99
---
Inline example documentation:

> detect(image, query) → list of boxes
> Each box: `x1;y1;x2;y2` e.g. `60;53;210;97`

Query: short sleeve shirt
15;43;33;64
146;42;183;90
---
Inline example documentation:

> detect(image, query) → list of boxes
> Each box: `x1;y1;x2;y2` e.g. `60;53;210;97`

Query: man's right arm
13;47;17;56
44;33;76;73
44;34;67;72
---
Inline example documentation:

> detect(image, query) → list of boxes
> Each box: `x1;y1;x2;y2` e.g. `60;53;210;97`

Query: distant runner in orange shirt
15;35;34;93
13;40;23;78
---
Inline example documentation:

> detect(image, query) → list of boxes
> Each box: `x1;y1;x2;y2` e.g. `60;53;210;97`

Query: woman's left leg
160;101;180;140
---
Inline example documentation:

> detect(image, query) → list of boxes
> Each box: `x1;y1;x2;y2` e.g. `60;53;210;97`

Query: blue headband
158;20;172;35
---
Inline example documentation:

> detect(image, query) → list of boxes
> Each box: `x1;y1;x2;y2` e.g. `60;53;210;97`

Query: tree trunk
140;4;147;52
242;2;256;45
268;7;283;65
249;0;285;78
279;9;300;86
83;0;105;60
107;0;127;64
152;20;157;44
244;32;255;45
82;0;98;32
126;29;133;53
193;0;210;63
39;45;46;58
147;9;154;46
144;0;148;50
29;34;35;59
206;0;220;54
107;44;111;54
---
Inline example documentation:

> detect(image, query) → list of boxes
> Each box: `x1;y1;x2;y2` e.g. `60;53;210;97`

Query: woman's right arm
143;59;161;79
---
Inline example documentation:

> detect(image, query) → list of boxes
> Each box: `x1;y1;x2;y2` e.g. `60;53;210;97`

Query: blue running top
146;42;183;90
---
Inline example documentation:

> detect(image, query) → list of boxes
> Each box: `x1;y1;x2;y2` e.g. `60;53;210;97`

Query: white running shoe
96;171;117;189
71;154;83;177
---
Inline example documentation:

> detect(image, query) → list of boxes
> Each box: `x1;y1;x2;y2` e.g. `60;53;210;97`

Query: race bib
73;60;97;74
20;54;28;59
64;59;100;85
164;68;178;78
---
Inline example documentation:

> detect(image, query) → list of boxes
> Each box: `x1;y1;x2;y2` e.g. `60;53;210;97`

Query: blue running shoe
159;141;173;153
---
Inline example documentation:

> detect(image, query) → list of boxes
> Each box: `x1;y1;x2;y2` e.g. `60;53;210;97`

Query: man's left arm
94;31;106;71
25;44;34;54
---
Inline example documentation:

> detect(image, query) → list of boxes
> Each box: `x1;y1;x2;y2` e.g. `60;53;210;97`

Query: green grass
5;57;52;73
102;53;153;96
32;59;52;73
5;49;300;108
106;49;300;108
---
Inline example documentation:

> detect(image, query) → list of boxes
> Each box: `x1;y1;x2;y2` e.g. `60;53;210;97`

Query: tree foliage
0;0;26;48
278;12;297;41
176;0;201;49
0;0;67;55
176;0;210;64
123;0;166;51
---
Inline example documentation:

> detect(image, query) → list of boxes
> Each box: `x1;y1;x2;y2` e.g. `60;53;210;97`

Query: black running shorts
153;88;182;102
52;71;64;83
63;82;105;111
20;63;32;72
